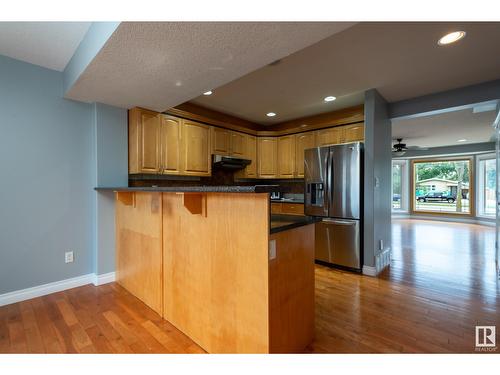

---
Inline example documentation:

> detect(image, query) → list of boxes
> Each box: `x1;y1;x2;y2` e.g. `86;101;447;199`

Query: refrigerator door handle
322;218;357;226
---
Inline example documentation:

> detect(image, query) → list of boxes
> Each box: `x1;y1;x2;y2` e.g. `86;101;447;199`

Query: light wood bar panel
115;192;163;315
269;224;315;353
162;192;270;353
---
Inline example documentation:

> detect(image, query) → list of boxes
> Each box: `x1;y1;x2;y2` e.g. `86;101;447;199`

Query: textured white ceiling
0;22;90;71
191;22;500;124
391;107;497;148
64;22;354;111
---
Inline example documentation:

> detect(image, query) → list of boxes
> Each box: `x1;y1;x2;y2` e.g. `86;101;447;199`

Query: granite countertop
270;214;320;234
95;185;284;193
270;198;305;204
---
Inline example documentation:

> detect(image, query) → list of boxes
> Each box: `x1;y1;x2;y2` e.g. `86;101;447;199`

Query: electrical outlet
269;240;277;260
65;251;74;264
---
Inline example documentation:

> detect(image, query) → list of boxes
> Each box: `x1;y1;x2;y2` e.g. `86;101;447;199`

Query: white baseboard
362;266;377;276
92;272;116;286
0;271;116;307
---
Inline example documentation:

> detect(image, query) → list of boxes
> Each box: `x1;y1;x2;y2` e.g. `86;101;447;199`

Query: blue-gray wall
0;55;94;294
63;22;120;94
92;103;128;275
364;89;392;269
0;54;127;294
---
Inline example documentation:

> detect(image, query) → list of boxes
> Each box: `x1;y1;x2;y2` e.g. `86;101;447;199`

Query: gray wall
63;22;120;94
92;103;128;275
0;55;94;294
0;54;128;294
364;89;392;268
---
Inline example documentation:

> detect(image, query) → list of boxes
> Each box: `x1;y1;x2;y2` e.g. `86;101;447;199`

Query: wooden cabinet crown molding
164;103;364;137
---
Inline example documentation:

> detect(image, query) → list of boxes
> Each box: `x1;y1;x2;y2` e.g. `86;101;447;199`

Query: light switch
269;240;277;260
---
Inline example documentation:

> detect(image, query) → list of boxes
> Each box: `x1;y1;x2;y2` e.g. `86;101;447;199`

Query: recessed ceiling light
300;124;308;128
438;31;466;46
203;90;213;96
266;112;276;117
324;96;336;102
457;139;467;142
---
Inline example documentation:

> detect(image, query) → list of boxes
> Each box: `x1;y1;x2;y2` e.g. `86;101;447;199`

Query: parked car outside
416;191;456;203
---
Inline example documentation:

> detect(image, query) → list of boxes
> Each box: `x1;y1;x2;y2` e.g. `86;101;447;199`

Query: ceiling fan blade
407;146;429;151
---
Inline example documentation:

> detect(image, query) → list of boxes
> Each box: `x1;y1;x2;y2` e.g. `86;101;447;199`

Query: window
477;155;496;217
392;160;408;212
412;158;473;215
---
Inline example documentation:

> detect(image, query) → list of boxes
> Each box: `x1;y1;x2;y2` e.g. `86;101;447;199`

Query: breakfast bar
95;186;315;353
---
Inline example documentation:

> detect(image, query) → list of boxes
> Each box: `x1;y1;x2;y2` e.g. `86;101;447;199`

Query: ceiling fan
392;138;428;156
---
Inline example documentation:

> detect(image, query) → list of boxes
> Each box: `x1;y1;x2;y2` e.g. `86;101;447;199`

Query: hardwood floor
0;282;205;353
0;219;498;353
308;219;499;353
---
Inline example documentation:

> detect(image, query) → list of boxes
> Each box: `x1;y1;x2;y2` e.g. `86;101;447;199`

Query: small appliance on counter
270;191;282;200
304;142;363;271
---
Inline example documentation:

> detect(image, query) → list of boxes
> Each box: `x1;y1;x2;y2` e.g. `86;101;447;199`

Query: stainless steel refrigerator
304;142;362;270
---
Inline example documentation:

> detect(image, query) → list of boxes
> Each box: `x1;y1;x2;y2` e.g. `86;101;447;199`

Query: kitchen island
95;186;315;353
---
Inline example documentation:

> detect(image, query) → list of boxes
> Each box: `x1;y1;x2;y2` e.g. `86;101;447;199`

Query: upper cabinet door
342;123;365;142
316;127;342;147
211;127;230;155
257;137;278;178
129;108;161;174
182;121;211;176
295;132;316;178
277;135;296;178
245;135;257;177
230;131;245;157
160;115;182;175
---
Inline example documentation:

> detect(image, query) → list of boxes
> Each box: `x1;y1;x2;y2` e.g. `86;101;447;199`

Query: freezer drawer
315;218;360;269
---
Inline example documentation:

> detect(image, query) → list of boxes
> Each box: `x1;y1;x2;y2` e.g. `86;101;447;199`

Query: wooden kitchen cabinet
257;137;278;178
211;127;231;155
235;134;257;178
230;131;246;157
271;202;305;216
129;107;161;174
160;115;182;175
212;128;247;158
315;127;343;147
182;120;212;176
342;123;365;142
277;135;296;178
281;203;305;215
295;132;316;178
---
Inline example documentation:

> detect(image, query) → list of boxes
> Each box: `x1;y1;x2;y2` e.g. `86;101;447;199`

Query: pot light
203;90;213;96
266;112;276;117
324;96;336;102
457;139;467;142
438;31;466;46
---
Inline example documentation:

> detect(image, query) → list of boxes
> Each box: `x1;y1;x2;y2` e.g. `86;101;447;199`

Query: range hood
212;154;251;170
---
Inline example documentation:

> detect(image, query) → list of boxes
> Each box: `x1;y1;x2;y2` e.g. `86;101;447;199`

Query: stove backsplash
129;170;305;195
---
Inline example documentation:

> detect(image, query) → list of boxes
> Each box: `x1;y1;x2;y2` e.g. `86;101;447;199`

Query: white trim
0;274;94;307
0;272;117;307
392;159;409;214
362;266;377;277
92;272;116;286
